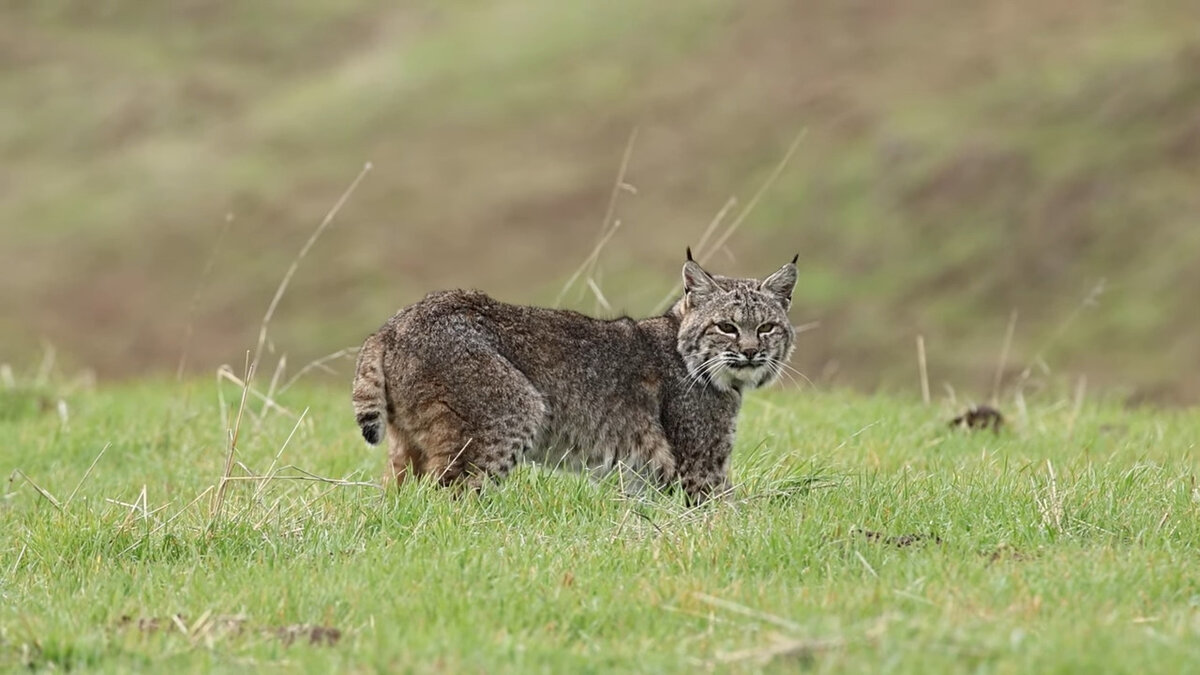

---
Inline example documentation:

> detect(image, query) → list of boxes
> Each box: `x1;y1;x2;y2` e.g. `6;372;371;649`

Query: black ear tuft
686;247;694;262
791;253;798;264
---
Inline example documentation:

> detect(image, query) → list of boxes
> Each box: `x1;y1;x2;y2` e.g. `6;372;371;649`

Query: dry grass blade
9;544;27;576
118;485;214;557
34;343;55;388
261;354;287;419
651;196;739;312
251;162;373;371
693;592;803;633
693;196;738;259
793;320;821;335
253;407;310;502
653;130;806;313
595;128;639;240
212;354;255;521
278;347;359;395
117;485;150;532
991;309;1018;404
1013;279;1105;395
854;550;879;578
106;494;169;522
917;335;930;406
226;466;381;490
438;438;475;484
586;278;613;313
702;129;806;261
555;128;638;307
832;420;879;452
1034;459;1065;532
215;366;230;431
11;470;62;511
217;365;295;418
556;221;623;308
65;442;110;508
1067;375;1087;436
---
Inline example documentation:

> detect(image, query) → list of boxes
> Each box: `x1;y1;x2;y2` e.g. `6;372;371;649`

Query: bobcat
351;250;797;503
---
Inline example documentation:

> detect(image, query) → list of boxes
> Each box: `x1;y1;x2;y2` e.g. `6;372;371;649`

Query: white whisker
767;362;802;389
684;353;736;396
683;358;722;395
766;358;815;389
685;354;730;383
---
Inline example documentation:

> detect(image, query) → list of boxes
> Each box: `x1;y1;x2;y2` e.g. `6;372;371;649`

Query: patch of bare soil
984;543;1033;563
115;614;342;647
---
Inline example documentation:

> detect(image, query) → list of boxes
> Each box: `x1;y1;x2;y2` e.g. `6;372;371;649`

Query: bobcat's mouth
705;356;771;392
727;354;766;371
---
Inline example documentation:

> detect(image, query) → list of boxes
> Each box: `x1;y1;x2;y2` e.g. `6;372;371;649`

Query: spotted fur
351;252;798;503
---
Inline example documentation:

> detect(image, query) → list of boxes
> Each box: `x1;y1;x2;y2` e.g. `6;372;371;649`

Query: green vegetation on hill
2;380;1199;671
2;1;1199;402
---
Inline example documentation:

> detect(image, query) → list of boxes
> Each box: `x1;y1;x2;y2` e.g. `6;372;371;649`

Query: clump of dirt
856;529;942;548
115;614;342;647
949;405;1004;433
273;624;343;647
116;614;186;633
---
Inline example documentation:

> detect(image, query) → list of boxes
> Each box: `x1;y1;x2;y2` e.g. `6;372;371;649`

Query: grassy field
3;373;1198;672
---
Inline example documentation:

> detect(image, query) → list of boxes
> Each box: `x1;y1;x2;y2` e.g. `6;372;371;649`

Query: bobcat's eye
758;322;778;336
715;322;739;336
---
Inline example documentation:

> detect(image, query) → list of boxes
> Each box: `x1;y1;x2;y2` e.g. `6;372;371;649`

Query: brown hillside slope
1;0;1198;402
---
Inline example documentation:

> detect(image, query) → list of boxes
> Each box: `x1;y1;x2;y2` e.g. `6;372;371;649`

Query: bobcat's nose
741;347;759;360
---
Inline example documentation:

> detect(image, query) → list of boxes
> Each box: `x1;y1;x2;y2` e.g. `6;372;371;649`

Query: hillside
2;0;1199;402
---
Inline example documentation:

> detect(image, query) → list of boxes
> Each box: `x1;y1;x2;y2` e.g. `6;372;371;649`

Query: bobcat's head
674;250;798;393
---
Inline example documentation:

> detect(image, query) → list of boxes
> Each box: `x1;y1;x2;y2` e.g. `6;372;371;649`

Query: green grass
3;376;1198;672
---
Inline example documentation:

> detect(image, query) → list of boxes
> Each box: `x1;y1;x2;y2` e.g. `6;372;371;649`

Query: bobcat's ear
682;253;720;306
759;255;798;310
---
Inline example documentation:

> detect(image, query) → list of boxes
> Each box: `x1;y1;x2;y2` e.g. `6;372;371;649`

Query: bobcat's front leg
676;439;735;505
621;424;678;497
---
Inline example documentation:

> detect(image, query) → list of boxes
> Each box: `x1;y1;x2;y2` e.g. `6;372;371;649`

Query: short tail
351;332;387;445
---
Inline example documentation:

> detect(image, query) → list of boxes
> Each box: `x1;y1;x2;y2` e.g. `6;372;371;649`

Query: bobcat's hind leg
382;423;420;488
400;355;546;491
416;405;545;490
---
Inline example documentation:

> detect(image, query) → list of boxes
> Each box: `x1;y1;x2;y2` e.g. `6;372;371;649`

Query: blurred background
2;1;1197;403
